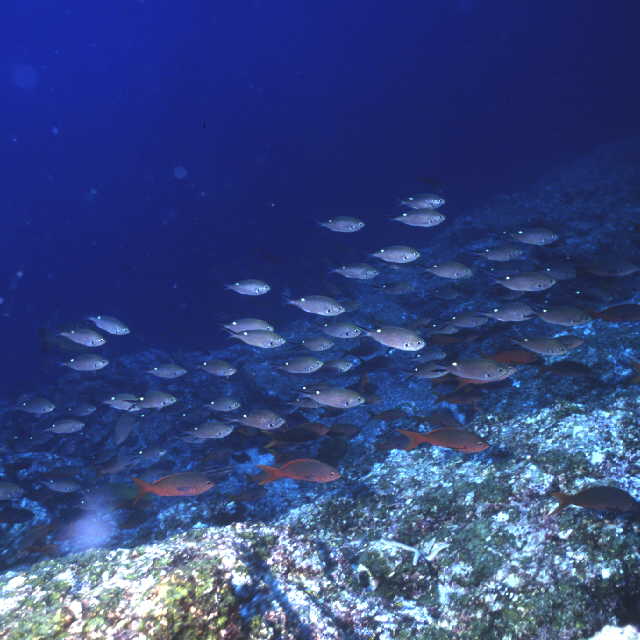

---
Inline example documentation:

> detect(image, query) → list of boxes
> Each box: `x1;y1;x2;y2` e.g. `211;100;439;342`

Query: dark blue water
2;1;640;396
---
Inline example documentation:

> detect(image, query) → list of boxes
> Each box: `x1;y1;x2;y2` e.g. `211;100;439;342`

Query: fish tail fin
397;429;424;451
250;464;281;485
549;491;571;516
132;477;153;503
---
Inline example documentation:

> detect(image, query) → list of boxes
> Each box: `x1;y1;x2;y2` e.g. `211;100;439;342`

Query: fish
0;481;25;500
511;227;558;245
324;358;358;373
61;353;109;371
300;386;366;409
448;313;488;329
223;318;275;333
103;393;138;411
399;193;445;209
146;364;188;379
132;391;177;410
512;336;579;356
114;415;137;445
473;244;524;262
251;458;340;484
278;357;325;374
549;486;640;516
364;326;425;351
42;477;81;493
441;358;516;382
206;397;242;412
410;363;450;379
583;261;640;277
330;264;380;280
17;396;55;415
230;409;285;430
372;408;407;422
47;418;85;434
318;216;365;232
225;279;271;295
329;423;361;438
87;315;130;335
479;302;535;322
425;261;472;280
227;329;286;348
200;359;237;376
58;328;106;347
68;402;97;416
392;209;446;227
286;295;345;316
414;347;446;361
397;427;489;453
590;304;640;322
181;420;234;441
266;424;329;447
321;321;363;339
133;472;215;498
536;306;591;327
370;245;421;264
495;271;556;292
437;389;483;407
301;336;335;352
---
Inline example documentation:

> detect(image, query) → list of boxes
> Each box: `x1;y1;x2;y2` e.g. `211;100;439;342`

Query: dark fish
590;304;640;322
372;408;407;423
543;361;596;378
511;227;558;246
251;459;340;484
550;486;640;516
488;349;539;365
329;423;361;438
0;506;34;524
397;427;489;453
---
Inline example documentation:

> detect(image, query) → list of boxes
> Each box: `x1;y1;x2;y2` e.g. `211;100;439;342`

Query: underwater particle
495;271;556;292
227;329;286;348
398;427;489;452
286;295;345;316
364;326;425;351
61;353;109;371
225;279;271;295
511;227;558;245
59;327;106;347
330;263;379;280
549;486;640;516
392;209;446;227
87;315;130;335
318;216;365;232
146;363;188;378
47;418;85;434
200;359;237;376
425;261;473;280
17;396;55;414
399;193;445;209
278;357;325;374
133;472;215;498
223;318;275;333
371;245;421;264
173;165;188;180
251;458;340;484
0;481;25;500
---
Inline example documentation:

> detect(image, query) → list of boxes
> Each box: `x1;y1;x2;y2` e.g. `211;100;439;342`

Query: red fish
133;472;214;499
251;458;340;484
397;427;489;452
488;349;539;364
